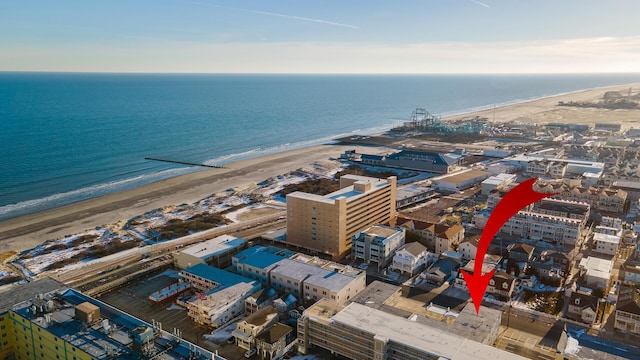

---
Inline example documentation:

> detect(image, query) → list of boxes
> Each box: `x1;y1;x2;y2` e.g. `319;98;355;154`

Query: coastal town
3;89;640;360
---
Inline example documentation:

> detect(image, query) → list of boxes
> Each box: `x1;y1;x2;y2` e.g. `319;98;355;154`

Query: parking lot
97;271;209;345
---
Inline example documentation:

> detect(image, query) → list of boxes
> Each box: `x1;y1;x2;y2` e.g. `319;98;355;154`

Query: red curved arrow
462;177;556;314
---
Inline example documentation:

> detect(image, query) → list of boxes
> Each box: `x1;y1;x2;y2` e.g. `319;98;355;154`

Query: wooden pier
144;157;224;168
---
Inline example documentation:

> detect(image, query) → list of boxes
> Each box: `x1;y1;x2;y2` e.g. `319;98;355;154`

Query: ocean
2;73;640;221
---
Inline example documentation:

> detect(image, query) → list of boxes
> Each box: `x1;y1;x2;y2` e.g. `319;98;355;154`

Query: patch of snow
564;336;581;355
150;269;179;280
204;321;238;343
166;304;185;311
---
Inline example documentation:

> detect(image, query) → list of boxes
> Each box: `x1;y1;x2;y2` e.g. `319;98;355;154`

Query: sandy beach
1;82;639;253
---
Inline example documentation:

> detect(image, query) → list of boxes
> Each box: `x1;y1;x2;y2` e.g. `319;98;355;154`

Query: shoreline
1;82;640;253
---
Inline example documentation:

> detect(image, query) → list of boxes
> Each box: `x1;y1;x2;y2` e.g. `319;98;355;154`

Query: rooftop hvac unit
75;302;100;323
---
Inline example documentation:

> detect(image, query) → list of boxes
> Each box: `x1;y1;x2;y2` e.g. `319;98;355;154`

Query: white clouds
1;36;639;73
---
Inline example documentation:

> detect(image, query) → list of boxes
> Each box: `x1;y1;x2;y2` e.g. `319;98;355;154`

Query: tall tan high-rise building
286;175;396;260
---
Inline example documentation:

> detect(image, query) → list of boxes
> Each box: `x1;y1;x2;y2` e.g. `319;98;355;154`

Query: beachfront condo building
286;175;396;260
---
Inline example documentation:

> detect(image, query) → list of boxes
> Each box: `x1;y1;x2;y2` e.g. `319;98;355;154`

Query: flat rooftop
396;184;433;199
359;224;402;240
482;173;516;186
11;287;215;360
509;155;605;168
580;257;614;279
182;263;255;288
593;232;621;245
270;259;360;292
0;277;65;313
288;176;391;204
238;251;287;270
323;301;527;360
536;198;590;216
436;169;489;184
178;234;246;259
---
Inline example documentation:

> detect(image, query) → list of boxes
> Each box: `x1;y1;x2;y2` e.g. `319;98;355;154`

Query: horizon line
2;70;640;76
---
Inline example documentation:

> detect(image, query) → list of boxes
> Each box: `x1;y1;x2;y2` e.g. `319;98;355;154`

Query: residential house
579;257;613;290
245;288;278;315
455;257;513;300
529;250;571;285
567;291;599;324
389;242;431;276
424;257;460;285
593;232;621;256
397;216;465;254
614;287;640;335
621;262;640;286
527;160;550;177
549;162;567;178
458;236;479;261
256;323;295;360
488;271;516;301
232;305;279;351
507;243;535;263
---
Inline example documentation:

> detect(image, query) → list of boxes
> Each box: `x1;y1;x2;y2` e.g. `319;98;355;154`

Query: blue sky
1;0;640;73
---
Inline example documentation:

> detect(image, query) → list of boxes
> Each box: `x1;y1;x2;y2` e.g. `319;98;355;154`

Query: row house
501;212;584;247
604;164;640;186
527;160;550;177
549;162;568;178
536;182;627;214
500;199;589;247
397;216;465;254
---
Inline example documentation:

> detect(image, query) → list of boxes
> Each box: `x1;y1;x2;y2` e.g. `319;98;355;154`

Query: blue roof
184;263;254;287
362;154;384;161
240;252;286;269
388;150;460;166
234;245;269;259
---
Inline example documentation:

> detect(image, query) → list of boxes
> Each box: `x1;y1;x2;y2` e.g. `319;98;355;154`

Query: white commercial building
269;257;366;306
433;169;490;193
297;299;527;360
481;173;517;195
173;234;247;269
